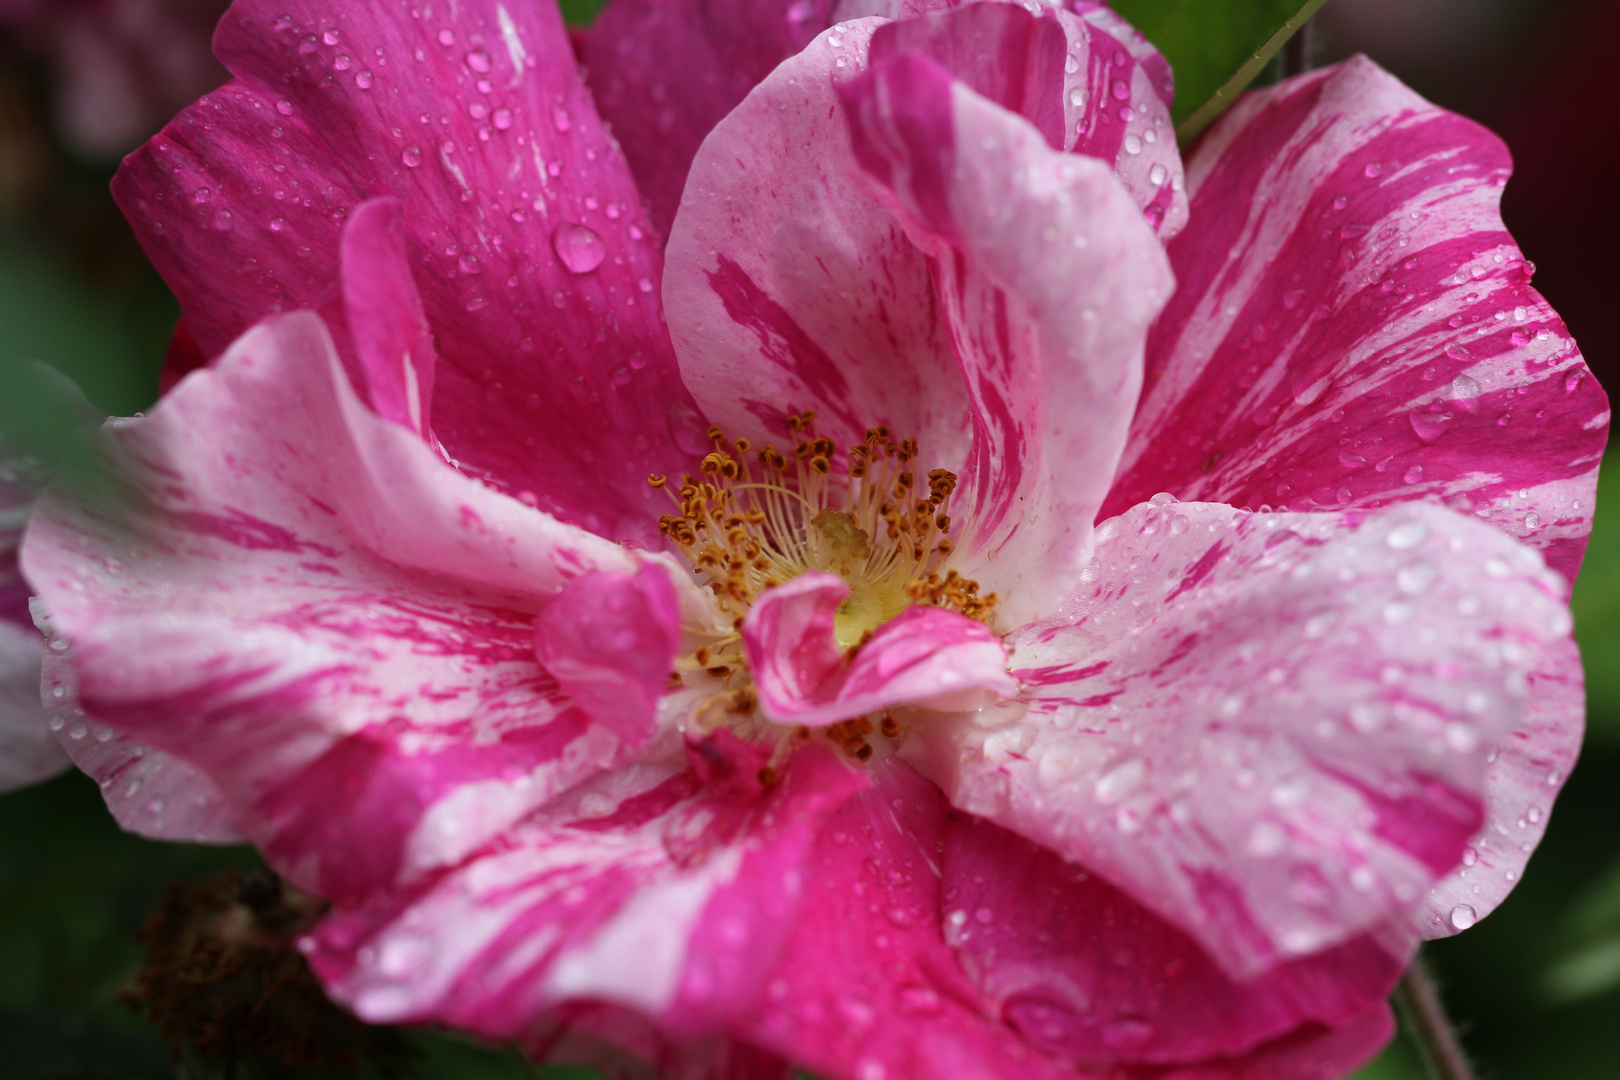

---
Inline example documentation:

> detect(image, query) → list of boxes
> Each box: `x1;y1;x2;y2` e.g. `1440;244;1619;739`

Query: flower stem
1393;950;1476;1080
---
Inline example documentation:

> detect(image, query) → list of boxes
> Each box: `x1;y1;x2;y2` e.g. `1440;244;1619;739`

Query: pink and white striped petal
743;571;1015;726
306;746;867;1041
1104;57;1608;587
904;499;1579;978
942;813;1404;1066
1411;635;1584;939
37;605;241;841
666;26;1171;628
865;2;1186;236
21;310;689;902
112;0;702;544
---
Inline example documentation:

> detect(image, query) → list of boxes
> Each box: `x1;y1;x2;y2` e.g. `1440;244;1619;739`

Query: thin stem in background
1393;950;1477;1080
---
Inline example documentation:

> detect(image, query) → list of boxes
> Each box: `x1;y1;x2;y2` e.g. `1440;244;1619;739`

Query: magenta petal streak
111;0;705;543
744;571;1016;726
1105;58;1608;587
21;311;666;900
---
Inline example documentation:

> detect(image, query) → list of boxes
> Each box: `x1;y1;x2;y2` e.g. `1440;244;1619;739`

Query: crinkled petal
904;500;1577;977
1117;1004;1394;1080
21;310;683;901
667;26;1171;628
111;0;703;543
1104;57;1608;587
1412;634;1583;938
306;745;867;1041
743;571;1015;726
536;566;684;747
737;757;1086;1080
942;814;1404;1065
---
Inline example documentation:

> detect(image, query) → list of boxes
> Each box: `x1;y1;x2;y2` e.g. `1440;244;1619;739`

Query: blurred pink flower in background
11;1;1610;1078
0;0;228;160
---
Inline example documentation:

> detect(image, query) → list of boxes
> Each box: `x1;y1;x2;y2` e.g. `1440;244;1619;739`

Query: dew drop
356;70;374;89
334;53;351;70
276;99;294;116
323;28;340;45
493;107;513;130
1448;904;1477;930
1149;163;1168;186
552;222;606;273
551;104;572;132
402;145;423;167
1386;520;1429;550
1403;464;1424;484
1364;161;1383;179
466;49;492;73
438;28;455;46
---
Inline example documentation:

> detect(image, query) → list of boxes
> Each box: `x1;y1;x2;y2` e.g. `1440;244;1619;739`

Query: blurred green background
3;0;1619;1077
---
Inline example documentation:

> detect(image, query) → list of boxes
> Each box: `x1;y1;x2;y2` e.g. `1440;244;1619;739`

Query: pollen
652;411;995;635
650;411;997;762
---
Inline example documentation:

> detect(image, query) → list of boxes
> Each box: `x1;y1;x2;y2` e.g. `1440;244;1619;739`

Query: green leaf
1108;0;1326;137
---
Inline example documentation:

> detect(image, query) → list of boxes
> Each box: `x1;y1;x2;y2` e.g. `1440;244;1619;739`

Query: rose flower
16;0;1606;1077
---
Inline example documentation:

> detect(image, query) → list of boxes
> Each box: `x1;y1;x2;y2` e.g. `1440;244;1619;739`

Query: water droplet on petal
355;70;374;89
551;104;572;132
1364;161;1383;179
1386;520;1428;550
466;49;492;73
1449;904;1477;930
552;222;606;273
402;145;422;167
276;99;294;116
493;107;513;130
438;28;456;46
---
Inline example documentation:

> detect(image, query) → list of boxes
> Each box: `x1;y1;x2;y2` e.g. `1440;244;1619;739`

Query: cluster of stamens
648;411;998;763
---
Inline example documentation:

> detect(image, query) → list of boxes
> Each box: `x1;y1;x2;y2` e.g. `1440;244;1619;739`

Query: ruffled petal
21;310;679;902
941;814;1403;1065
305;745;867;1041
735;757;1084;1080
904;500;1576;977
1104;57;1608;587
666;25;1171;628
743;571;1015;726
36;603;240;841
111;0;703;543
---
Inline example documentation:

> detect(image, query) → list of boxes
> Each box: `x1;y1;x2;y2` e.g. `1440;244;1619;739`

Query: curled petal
21;311;659;901
340;197;437;439
743;571;1015;726
536;565;685;747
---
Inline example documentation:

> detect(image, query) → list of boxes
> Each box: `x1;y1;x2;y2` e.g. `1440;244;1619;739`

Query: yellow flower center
647;410;997;762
